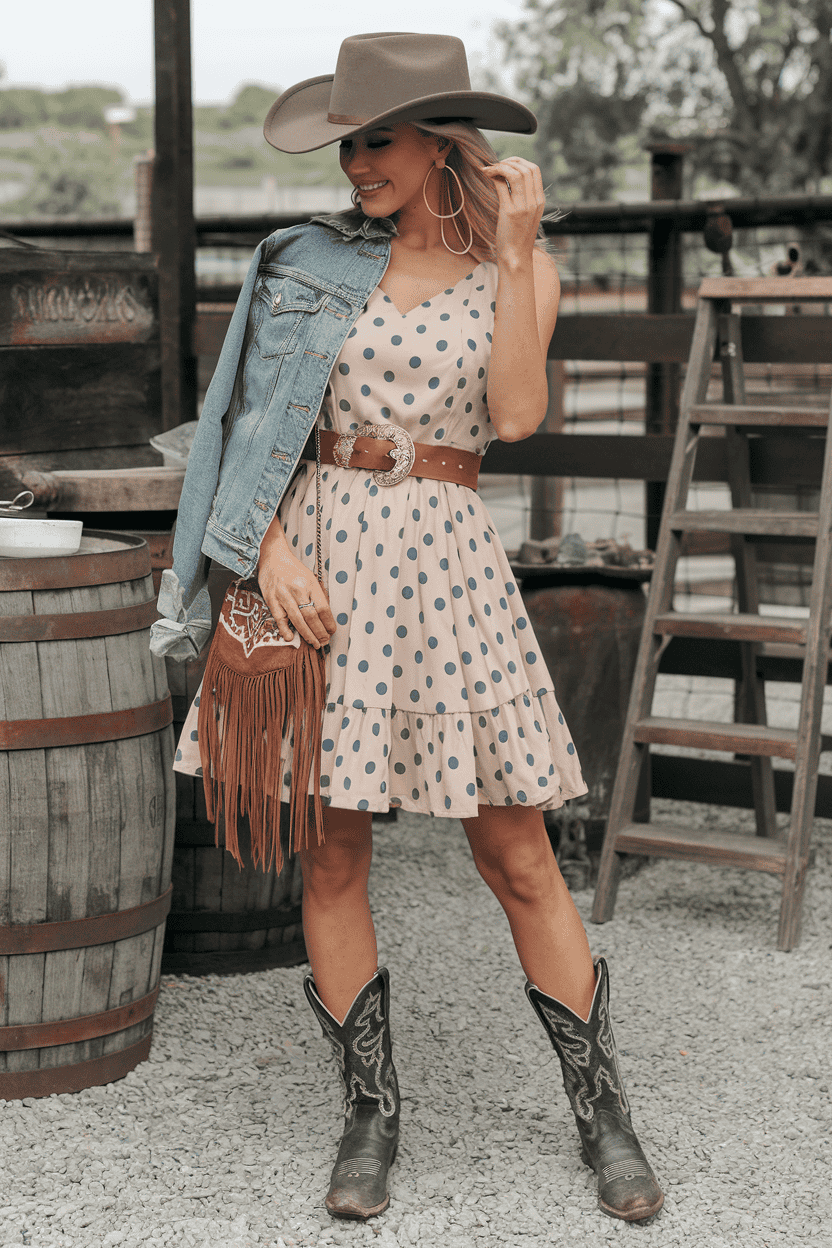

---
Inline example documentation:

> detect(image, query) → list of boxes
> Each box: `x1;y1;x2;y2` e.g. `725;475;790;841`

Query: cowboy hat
263;32;537;154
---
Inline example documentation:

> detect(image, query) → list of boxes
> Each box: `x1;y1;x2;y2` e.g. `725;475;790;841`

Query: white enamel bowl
0;518;83;559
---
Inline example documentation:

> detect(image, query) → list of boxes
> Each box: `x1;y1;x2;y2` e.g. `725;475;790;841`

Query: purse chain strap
314;425;323;586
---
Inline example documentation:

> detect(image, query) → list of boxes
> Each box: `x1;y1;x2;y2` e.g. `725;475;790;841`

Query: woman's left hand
480;157;546;268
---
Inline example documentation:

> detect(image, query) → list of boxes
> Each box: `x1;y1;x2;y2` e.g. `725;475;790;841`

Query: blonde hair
413;119;551;260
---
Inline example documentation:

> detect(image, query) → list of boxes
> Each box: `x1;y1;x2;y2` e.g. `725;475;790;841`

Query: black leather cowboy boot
304;967;400;1219
526;958;664;1222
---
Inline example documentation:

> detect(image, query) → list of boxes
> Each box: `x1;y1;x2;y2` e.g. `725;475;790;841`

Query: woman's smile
356;179;389;196
340;125;438;217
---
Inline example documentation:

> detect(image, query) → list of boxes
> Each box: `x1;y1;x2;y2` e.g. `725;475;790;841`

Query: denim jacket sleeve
149;241;265;661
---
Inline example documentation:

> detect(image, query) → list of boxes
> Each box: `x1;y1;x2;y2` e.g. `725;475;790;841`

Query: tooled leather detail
535;990;629;1123
315;985;398;1120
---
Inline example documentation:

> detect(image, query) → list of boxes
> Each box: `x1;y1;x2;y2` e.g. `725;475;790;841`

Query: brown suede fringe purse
197;429;326;873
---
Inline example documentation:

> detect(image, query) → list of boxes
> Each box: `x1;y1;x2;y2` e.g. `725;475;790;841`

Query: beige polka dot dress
174;261;587;817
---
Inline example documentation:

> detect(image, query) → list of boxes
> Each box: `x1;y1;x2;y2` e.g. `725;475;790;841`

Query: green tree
218;83;281;129
499;1;832;198
5;136;126;217
0;83;124;132
0;87;51;130
47;85;123;130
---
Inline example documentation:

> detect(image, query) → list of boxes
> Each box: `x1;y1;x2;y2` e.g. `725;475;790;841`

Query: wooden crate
0;250;161;491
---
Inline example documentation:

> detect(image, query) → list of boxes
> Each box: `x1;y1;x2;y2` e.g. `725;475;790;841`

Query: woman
152;32;663;1226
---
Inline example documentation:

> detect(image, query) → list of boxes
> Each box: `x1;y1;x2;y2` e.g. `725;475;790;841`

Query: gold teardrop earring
422;162;473;256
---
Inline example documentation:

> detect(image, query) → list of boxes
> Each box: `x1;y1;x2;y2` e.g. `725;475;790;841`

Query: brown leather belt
302;424;480;490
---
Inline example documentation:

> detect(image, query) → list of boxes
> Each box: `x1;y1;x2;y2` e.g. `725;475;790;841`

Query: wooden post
645;143;690;549
134;154;154;254
528;360;565;540
153;0;197;431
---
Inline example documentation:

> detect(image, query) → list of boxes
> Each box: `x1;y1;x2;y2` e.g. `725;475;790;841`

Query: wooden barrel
160;562;306;977
0;531;175;1099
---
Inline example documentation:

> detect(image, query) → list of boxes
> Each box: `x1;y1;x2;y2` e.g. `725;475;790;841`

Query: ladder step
691;403;829;428
654;612;807;645
669;509;819;538
613;823;787;874
633;716;798;758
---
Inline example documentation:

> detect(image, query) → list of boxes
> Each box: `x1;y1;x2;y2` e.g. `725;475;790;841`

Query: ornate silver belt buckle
333;421;416;487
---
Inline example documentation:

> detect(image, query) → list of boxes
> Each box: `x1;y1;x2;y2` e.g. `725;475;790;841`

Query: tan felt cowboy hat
264;32;537;153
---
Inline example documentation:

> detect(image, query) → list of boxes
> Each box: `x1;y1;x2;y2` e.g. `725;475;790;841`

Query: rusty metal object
0;694;173;751
0;885;173;955
519;576;647;848
0;1034;153;1101
0;986;160;1051
0;598;158;643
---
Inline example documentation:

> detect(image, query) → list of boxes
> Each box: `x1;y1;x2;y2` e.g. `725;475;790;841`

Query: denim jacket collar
310;209;398;241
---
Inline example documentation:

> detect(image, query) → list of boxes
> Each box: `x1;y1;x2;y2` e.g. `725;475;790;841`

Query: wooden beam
546;313;832;364
698;276;832;301
49;467;185;511
194;305;832;367
153;0;197;430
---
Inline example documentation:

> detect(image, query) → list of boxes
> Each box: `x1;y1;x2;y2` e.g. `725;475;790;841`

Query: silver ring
297;600;314;610
504;178;512;196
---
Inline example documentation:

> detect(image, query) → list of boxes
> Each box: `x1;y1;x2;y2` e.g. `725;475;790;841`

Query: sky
1;1;528;106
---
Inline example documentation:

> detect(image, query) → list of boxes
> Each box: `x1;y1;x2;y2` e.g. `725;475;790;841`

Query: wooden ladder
591;276;832;950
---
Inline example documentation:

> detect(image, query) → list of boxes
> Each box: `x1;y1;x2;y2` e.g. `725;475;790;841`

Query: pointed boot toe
305;969;400;1222
591;1142;664;1221
325;1153;391;1219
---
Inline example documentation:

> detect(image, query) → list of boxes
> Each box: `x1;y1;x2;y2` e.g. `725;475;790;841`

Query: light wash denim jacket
150;210;395;661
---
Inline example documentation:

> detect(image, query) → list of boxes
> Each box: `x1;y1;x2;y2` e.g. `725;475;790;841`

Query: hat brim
263;75;537;154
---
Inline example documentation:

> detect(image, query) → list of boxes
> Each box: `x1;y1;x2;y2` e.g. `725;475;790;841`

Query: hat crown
328;32;472;124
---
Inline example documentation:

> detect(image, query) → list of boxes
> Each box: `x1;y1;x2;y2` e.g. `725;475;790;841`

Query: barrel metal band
166;901;303;934
0;884;173;955
0;1033;153;1100
0;598;158;643
0;985;160;1051
0;695;173;750
0;531;149;592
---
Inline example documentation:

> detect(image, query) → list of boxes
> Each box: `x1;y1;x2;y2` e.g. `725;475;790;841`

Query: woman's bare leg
300;808;376;1023
301;807;399;1220
299;806;376;1023
461;804;596;1020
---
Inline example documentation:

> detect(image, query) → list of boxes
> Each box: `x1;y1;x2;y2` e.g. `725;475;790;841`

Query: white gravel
2;802;830;1248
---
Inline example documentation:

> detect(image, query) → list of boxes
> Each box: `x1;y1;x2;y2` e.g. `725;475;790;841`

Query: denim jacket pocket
253;272;329;360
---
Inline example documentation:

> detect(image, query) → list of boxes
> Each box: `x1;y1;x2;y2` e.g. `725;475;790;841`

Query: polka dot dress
174;261;587;817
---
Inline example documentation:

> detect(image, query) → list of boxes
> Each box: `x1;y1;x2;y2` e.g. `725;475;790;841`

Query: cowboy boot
304;967;400;1219
525;958;664;1222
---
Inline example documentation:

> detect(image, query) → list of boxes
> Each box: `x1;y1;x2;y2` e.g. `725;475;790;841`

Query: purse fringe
197;642;326;874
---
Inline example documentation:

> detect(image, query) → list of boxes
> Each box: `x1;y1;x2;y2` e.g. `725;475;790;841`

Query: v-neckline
376;261;487;317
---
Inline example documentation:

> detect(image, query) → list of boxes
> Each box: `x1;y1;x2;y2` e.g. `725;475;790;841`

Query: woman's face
339;123;440;218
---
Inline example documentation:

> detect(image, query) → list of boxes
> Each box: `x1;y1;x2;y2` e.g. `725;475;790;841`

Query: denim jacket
150;210;395;661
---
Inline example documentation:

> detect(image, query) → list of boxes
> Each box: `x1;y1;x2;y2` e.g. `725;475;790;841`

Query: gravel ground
2;803;830;1248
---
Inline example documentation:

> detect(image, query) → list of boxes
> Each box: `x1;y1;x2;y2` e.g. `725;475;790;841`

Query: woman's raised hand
480;157;546;267
257;513;336;649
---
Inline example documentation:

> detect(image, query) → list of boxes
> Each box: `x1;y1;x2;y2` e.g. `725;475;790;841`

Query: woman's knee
466;813;559;906
300;806;373;898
